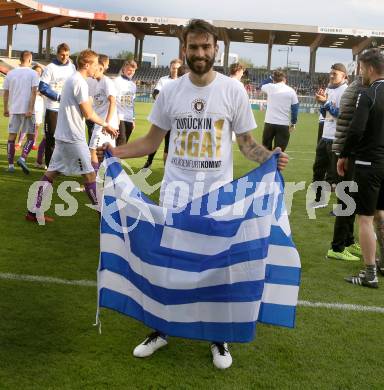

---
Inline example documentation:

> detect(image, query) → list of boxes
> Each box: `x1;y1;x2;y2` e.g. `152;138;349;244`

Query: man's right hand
103;124;119;139
3;110;9;117
96;143;114;163
315;88;326;102
337;157;348;177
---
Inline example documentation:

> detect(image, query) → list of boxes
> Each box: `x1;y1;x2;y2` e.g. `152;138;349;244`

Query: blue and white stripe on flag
97;153;301;343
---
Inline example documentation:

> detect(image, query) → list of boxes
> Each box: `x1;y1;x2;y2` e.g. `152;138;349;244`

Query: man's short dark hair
331;63;347;75
57;43;70;53
19;50;32;63
272;70;286;83
359;48;384;75
229;62;244;76
182;19;218;45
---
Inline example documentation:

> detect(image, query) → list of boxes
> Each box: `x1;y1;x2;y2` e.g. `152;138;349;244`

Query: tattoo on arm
236;132;272;164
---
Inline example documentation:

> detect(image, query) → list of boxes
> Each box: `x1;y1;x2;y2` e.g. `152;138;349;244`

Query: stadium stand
0;51;335;110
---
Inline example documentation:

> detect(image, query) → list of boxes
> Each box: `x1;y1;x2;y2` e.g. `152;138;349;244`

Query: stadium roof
2;0;384;53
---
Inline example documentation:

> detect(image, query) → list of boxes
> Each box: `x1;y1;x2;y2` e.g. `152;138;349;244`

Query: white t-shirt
93;76;119;128
321;83;348;140
261;82;298;126
34;94;44;115
86;77;98;98
40;60;76;111
155;75;176;92
149;72;257;208
114;75;136;122
54;72;89;144
3;67;39;114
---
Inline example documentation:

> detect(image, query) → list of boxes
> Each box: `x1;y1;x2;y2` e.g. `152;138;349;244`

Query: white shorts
8;114;35;134
48;140;94;176
88;125;116;150
35;110;44;126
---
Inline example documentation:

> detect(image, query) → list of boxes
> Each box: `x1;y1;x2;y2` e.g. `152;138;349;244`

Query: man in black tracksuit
338;48;384;288
326;78;365;261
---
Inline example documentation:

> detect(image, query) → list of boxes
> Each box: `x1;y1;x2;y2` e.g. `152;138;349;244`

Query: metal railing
135;85;321;111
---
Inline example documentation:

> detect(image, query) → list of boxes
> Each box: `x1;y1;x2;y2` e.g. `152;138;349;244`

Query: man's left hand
273;147;289;171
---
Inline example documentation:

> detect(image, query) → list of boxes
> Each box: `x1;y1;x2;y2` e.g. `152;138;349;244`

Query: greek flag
97;153;301;343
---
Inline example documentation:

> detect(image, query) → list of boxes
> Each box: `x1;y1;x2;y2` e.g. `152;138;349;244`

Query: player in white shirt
86;54;110;145
312;63;348;205
39;43;76;167
143;58;183;168
33;64;49;169
89;55;118;172
114;60;137;146
85;65;100;142
17;64;45;155
85;76;98;139
3;50;39;174
261;70;299;151
229;62;246;142
26;50;118;223
97;19;288;370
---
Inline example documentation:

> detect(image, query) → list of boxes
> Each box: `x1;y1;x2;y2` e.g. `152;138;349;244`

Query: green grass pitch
0;102;382;389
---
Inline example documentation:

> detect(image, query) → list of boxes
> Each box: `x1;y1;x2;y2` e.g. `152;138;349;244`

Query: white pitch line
0;272;96;287
1;272;383;314
298;300;384;314
289;158;315;161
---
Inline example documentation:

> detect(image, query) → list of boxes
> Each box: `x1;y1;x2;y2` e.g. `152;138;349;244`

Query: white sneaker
211;342;232;369
309;200;328;209
133;332;168;358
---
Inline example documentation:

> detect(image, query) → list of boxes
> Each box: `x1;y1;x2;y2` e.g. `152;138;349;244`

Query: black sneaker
345;274;378;288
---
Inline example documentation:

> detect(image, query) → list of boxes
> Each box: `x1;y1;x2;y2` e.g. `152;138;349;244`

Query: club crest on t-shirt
191;98;206;114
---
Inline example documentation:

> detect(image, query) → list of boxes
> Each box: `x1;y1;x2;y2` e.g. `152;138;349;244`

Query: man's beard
186;55;215;75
